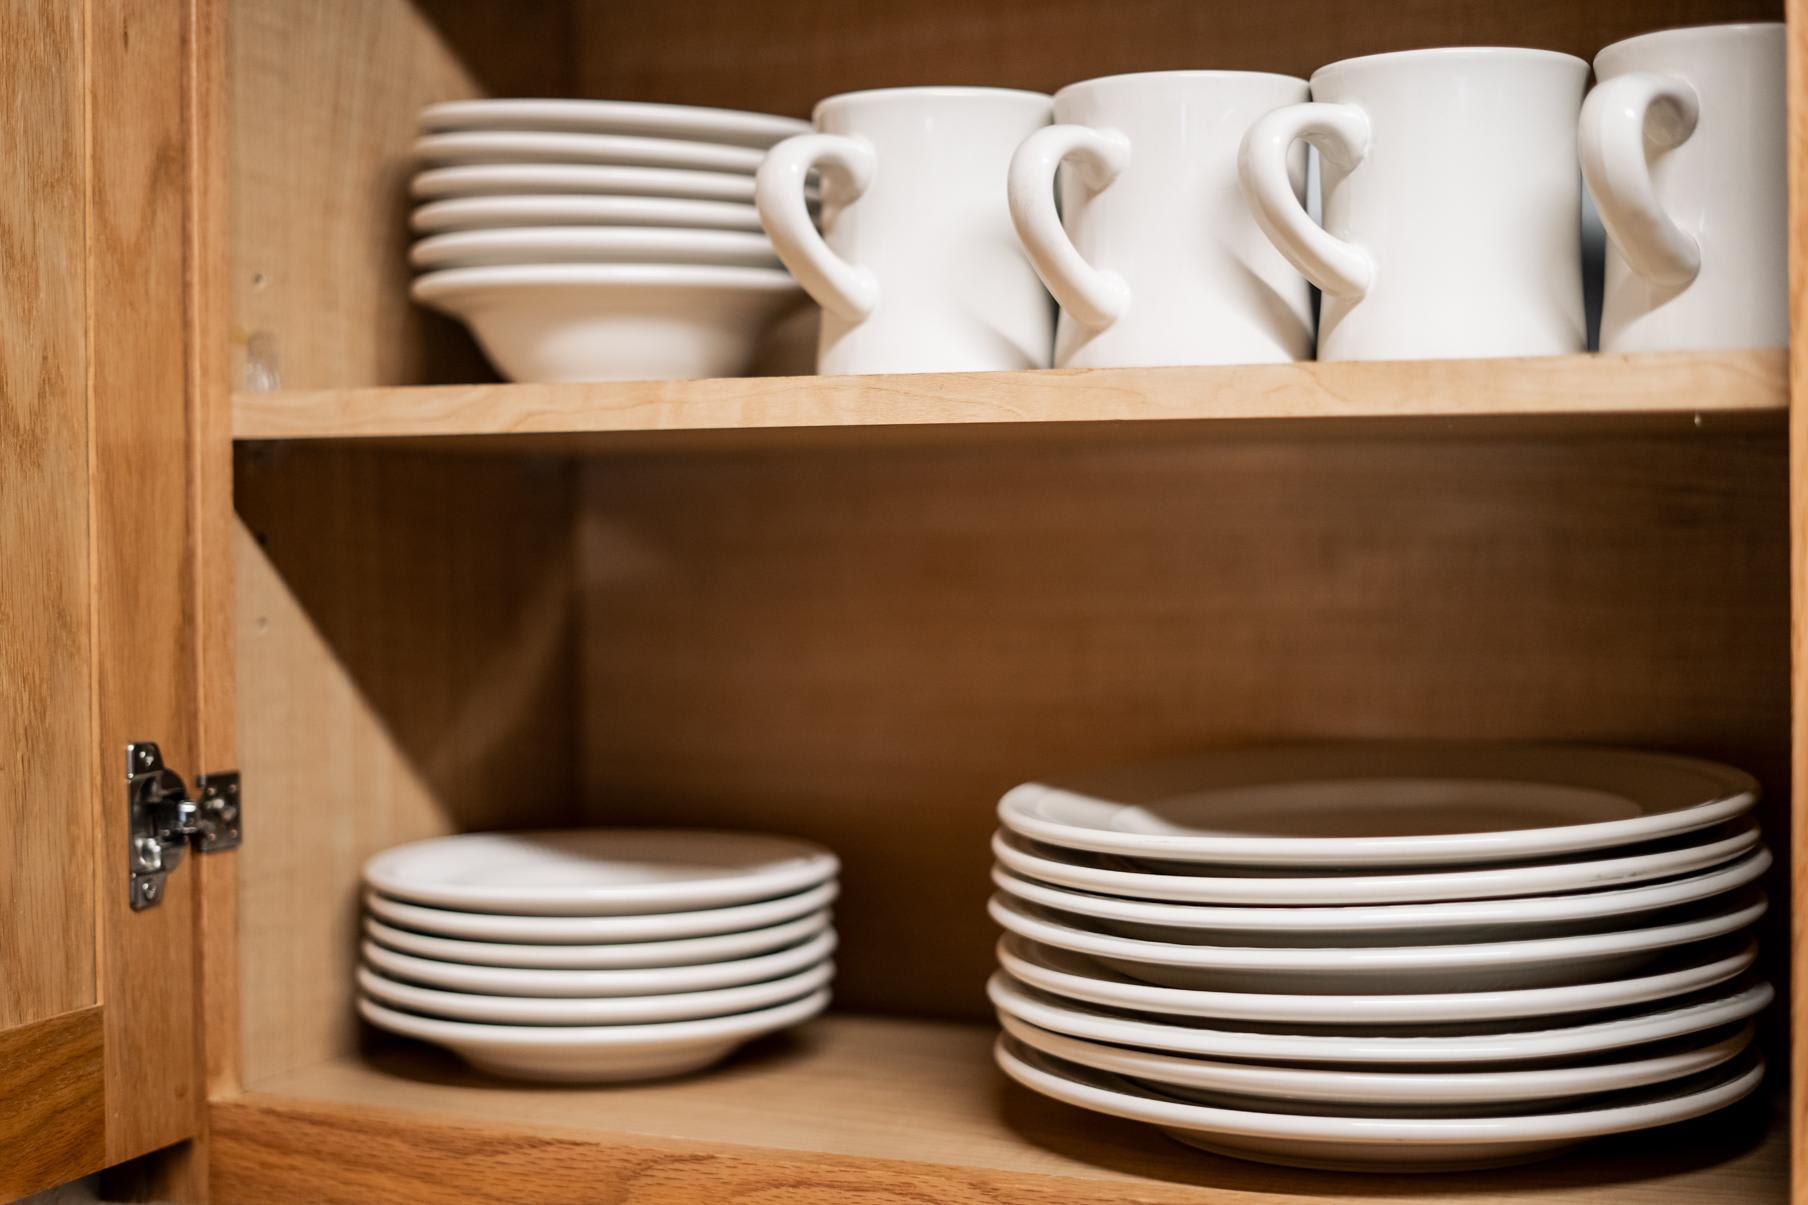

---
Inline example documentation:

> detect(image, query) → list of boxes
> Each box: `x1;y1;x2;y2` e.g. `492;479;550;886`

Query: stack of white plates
357;829;838;1082
988;744;1771;1172
408;99;811;382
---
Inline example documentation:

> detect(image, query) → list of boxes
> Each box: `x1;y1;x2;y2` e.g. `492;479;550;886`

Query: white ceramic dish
419;99;809;147
411;195;764;234
990;892;1765;991
995;1037;1762;1171
990;823;1761;905
998;1011;1755;1109
363;830;835;916
411;264;803;382
412;164;764;202
363;927;834;998
358;987;830;1082
414;131;765;173
997;745;1756;867
364;879;836;944
996;935;1757;1024
410;226;780;271
987;972;1774;1064
365;910;830;975
356;959;833;1026
993;847;1770;937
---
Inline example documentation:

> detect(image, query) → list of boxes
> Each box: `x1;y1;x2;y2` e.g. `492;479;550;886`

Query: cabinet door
1;0;217;1197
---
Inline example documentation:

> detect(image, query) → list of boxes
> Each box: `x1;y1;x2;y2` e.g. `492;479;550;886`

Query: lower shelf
211;1013;1785;1204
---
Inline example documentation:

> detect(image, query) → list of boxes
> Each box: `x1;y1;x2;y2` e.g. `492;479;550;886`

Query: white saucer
990;823;1760;906
998;745;1756;867
358;988;830;1082
365;879;836;944
365;909;830;974
414;131;765;174
412;164;764;202
410;226;781;271
412;195;764;234
993;848;1769;938
987;972;1774;1065
363;830;836;916
998;1011;1755;1110
995;1037;1763;1172
362;926;834;999
989;892;1766;991
996;935;1757;1024
357;959;833;1026
419;99;809;147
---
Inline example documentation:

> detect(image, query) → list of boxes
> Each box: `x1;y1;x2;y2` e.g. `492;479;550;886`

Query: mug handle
1006;124;1133;329
1237;102;1374;302
756;133;881;321
1578;73;1702;288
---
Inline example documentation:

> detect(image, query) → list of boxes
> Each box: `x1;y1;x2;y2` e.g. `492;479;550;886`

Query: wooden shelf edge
231;349;1787;448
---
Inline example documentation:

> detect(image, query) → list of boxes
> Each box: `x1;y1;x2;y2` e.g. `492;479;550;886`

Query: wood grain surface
216;1016;1785;1205
0;1009;105;1201
0;0;94;1033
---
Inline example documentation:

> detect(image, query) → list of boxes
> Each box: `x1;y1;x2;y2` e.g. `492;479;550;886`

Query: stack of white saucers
356;829;838;1082
408;99;811;382
987;744;1771;1172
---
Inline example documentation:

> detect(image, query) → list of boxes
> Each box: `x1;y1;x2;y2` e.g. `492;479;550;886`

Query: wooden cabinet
1;0;1801;1201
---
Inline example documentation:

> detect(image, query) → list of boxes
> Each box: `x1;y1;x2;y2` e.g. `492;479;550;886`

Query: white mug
756;87;1053;375
1580;23;1785;352
1239;48;1588;361
1008;71;1313;368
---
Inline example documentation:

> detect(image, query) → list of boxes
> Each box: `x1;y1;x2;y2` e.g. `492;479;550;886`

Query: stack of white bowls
988;744;1771;1172
408;99;812;382
356;830;838;1082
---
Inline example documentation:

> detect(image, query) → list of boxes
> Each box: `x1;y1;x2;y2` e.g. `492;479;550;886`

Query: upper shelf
231;349;1787;452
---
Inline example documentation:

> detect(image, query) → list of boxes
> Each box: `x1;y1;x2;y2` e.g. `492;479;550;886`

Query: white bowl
411;264;804;382
418;99;808;147
995;1036;1763;1172
358;988;830;1082
363;927;836;999
411;195;764;234
356;958;833;1026
410;226;780;271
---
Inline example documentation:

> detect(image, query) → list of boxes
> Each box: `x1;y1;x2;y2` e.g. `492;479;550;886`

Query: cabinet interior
227;0;1793;1195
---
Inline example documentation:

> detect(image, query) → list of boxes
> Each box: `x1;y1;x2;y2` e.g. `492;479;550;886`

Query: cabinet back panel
574;0;1782;118
576;433;1788;1020
234;447;580;1083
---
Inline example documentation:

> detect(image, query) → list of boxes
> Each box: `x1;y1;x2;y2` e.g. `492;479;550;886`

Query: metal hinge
125;741;242;910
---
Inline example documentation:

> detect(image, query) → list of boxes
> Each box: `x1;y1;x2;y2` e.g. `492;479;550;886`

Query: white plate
357;959;833;1026
419;99;808;147
363;926;834;998
995;1037;1762;1172
998;745;1757;867
414;131;765;174
412;164;764;202
365;879;836;944
991;823;1760;905
412;195;764;234
988;972;1774;1064
366;910;830;975
990;892;1766;991
412;264;803;383
359;988;829;1082
996;935;1758;1024
363;830;836;915
992;847;1771;937
410;226;780;271
998;1011;1755;1109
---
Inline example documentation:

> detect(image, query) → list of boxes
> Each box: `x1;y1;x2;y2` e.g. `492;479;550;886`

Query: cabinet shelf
211;1014;1783;1204
231;349;1786;453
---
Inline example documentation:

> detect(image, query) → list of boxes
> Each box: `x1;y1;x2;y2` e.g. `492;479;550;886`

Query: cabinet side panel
1786;2;1806;1201
0;0;94;1030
